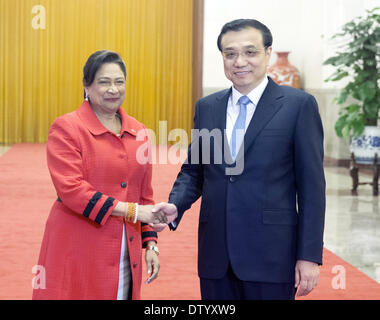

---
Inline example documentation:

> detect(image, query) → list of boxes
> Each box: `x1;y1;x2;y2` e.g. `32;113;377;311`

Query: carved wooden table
349;152;379;196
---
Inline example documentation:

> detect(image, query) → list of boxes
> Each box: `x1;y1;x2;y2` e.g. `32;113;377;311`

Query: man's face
221;27;272;94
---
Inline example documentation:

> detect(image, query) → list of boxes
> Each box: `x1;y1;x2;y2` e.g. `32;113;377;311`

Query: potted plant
323;7;380;164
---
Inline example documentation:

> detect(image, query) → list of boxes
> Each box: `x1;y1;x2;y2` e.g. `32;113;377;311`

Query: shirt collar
76;100;138;137
231;76;269;107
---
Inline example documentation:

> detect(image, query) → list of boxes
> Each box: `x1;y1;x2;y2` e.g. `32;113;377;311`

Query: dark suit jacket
169;77;325;283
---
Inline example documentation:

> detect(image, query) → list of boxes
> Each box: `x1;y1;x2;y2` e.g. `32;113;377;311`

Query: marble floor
324;166;380;283
0;144;379;283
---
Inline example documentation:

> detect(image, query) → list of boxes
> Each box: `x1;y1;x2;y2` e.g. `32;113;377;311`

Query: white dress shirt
226;76;269;148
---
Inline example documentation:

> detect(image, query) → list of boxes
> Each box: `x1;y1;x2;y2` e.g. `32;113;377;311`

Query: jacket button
229;176;236;183
121;182;127;188
133;263;138;268
129;236;134;241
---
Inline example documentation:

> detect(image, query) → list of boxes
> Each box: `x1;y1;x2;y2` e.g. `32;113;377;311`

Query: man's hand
149;202;178;232
294;260;319;296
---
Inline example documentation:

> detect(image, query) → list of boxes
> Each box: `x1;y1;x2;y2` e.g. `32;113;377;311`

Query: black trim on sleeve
142;231;158;239
95;196;115;224
83;192;103;218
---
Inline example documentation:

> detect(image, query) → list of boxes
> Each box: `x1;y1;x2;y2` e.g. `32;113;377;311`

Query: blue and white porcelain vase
350;126;380;164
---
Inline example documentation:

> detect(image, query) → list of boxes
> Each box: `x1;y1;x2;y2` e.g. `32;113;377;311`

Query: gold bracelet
126;202;132;221
125;202;131;221
126;202;136;222
130;203;136;222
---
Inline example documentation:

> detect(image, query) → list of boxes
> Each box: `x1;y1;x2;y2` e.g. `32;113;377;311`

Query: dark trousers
200;265;296;300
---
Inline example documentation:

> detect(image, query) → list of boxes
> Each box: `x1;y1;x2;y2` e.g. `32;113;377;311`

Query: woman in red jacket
32;50;167;300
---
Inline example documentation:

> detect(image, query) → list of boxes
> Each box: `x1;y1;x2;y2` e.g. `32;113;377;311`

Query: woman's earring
85;92;89;101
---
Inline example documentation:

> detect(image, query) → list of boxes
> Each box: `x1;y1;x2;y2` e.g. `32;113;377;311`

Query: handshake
139;202;178;232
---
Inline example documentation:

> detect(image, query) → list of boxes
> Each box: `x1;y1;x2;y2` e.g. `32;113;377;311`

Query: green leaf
358;81;376;101
342;21;356;32
345;104;361;113
363;44;379;52
364;59;376;67
336;88;350;104
341;125;351;140
323;56;340;66
354;70;373;83
363;100;380;119
334;115;347;137
331;71;349;81
352;120;365;137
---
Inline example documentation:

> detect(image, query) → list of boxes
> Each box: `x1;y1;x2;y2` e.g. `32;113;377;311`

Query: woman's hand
138;205;168;224
145;242;160;284
111;202;168;224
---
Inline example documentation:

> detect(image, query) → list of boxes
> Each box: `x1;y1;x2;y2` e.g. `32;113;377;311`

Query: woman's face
85;62;126;114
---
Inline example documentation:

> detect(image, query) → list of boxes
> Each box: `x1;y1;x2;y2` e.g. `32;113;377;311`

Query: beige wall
307;89;351;161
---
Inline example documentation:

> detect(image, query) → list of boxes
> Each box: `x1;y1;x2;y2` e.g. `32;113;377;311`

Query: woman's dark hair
83;50;126;87
217;19;273;52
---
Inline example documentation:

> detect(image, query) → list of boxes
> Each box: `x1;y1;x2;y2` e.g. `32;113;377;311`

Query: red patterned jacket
32;101;157;300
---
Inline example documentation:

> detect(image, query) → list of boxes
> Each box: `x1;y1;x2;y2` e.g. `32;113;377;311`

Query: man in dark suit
153;19;325;300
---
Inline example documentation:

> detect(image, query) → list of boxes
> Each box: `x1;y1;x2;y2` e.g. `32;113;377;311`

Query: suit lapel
213;88;231;131
235;77;285;163
213;88;233;165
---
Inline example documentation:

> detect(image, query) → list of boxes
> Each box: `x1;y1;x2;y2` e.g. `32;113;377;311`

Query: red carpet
0;143;379;299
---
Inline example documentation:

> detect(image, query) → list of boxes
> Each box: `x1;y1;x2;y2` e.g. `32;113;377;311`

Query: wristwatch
147;245;159;256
